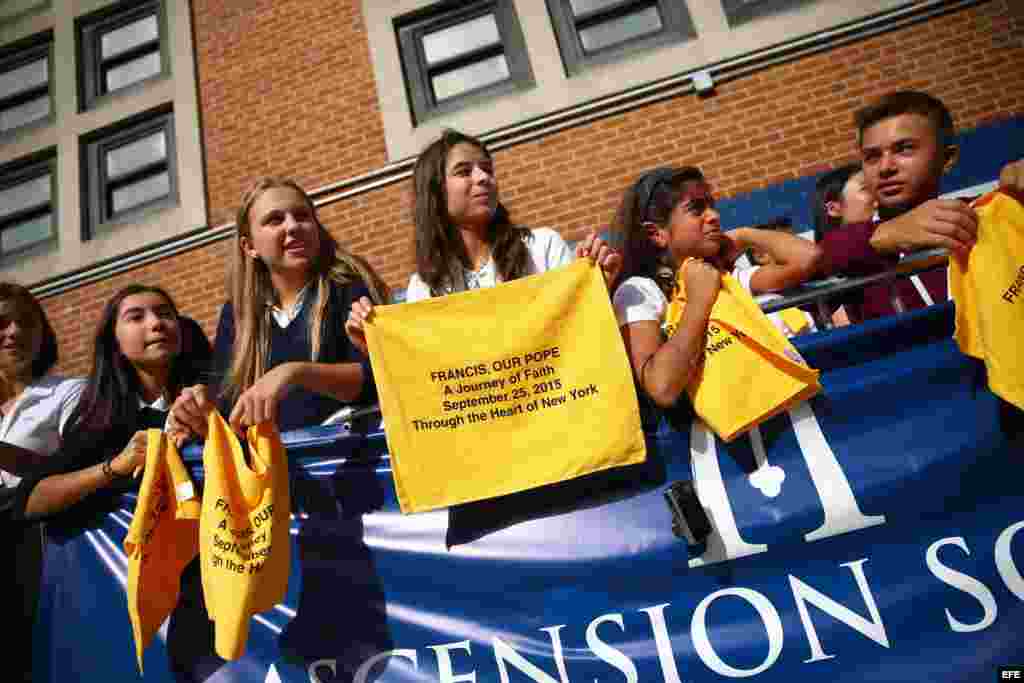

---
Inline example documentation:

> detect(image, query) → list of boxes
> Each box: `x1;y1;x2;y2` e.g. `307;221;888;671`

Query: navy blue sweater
211;281;377;432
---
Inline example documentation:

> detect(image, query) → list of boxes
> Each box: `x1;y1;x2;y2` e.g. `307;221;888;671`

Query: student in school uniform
7;284;211;680
0;282;85;683
167;176;389;440
344;129;620;348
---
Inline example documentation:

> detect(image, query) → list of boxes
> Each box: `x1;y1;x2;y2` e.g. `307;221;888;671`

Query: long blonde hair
222;177;389;403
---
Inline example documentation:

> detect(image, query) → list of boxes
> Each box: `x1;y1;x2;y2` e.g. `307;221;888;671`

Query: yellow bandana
199;412;291;660
664;260;821;441
366;260;646;513
124;430;200;672
951;189;1024;409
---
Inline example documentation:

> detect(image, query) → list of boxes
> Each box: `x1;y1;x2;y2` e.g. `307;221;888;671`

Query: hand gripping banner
664;261;822;442
365;260;647;513
951;188;1024;409
199;412;291;660
123;430;200;672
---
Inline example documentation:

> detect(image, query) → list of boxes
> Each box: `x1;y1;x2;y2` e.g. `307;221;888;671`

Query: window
77;0;166;111
396;0;532;124
80;106;177;239
546;0;695;75
720;0;816;27
0;33;52;136
0;151;57;258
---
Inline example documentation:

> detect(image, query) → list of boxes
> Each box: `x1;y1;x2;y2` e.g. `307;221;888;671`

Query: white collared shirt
140;394;169;412
0;376;86;488
404;228;573;302
269;281;312;328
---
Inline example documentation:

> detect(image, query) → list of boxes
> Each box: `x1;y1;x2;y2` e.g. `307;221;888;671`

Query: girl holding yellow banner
8;284;211;676
168;177;388;441
345;130;620;347
612;167;821;442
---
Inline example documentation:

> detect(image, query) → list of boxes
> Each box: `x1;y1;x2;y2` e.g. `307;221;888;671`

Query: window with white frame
396;0;533;124
545;0;695;75
0;151;57;258
0;32;52;137
80;105;177;238
76;0;166;111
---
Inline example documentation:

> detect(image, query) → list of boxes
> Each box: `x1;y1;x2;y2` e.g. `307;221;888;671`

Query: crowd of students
1;89;1021;681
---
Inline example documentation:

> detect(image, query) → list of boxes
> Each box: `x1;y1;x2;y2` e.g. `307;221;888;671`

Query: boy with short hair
821;89;1023;322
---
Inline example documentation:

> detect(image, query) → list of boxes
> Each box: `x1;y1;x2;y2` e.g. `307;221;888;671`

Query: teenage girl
345;129;620;350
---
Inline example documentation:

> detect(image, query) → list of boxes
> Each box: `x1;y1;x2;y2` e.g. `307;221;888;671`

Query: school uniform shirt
0;376;85;488
404;227;574;302
821;218;947;323
211;279;377;433
731;266;816;337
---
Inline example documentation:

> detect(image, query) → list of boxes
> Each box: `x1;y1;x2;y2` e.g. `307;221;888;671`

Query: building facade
1;0;1021;376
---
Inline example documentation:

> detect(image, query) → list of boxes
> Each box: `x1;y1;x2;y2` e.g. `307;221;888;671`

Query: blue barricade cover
33;302;1024;682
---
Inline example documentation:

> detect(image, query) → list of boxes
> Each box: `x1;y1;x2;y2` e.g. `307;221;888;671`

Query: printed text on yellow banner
366;260;647;513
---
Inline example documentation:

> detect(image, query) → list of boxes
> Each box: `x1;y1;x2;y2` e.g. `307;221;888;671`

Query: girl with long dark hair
345;130;620;348
6;284;209;680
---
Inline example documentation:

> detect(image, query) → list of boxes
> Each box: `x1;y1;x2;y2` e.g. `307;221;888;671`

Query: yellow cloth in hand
124;430;200;672
950;189;1024;409
777;307;811;336
365;260;646;513
199;412;291;660
665;261;821;442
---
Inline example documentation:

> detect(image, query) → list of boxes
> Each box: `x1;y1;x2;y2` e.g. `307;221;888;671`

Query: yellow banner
124;430;199;672
366;260;647;514
952;189;1024;409
665;263;821;442
199;413;291;660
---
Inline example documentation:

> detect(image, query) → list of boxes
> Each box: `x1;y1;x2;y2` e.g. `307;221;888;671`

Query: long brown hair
413;130;530;295
614;166;707;299
222;177;389;404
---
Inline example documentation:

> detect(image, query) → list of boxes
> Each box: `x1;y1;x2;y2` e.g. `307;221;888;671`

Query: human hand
683;258;721;309
345;296;374;355
110;431;149;478
871;199;977;256
168;384;214;448
715;228;748;271
1000;159;1024;192
576;232;623;286
227;364;296;433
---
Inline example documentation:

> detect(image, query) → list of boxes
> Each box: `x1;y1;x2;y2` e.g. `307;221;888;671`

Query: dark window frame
0;31;54;138
0;149;58;259
80;104;178;241
76;0;168;112
396;0;533;125
545;0;695;76
720;0;818;27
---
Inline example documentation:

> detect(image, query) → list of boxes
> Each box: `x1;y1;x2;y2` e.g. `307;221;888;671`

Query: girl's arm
729;227;823;293
21;431;148;520
618;262;720;408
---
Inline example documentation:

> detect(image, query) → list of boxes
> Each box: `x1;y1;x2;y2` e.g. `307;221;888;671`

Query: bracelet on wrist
101;457;125;479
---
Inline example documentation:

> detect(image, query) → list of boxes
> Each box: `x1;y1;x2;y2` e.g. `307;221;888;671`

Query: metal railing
754;248;949;329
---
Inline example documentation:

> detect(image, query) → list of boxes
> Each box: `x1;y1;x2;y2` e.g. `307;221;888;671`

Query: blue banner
33;302;1024;682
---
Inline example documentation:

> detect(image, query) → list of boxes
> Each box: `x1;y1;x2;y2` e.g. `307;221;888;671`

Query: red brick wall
42;0;1024;376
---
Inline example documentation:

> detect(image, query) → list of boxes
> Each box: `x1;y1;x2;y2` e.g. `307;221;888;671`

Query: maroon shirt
821;219;948;323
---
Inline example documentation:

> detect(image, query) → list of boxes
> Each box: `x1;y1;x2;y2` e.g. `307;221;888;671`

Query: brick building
1;0;1022;377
